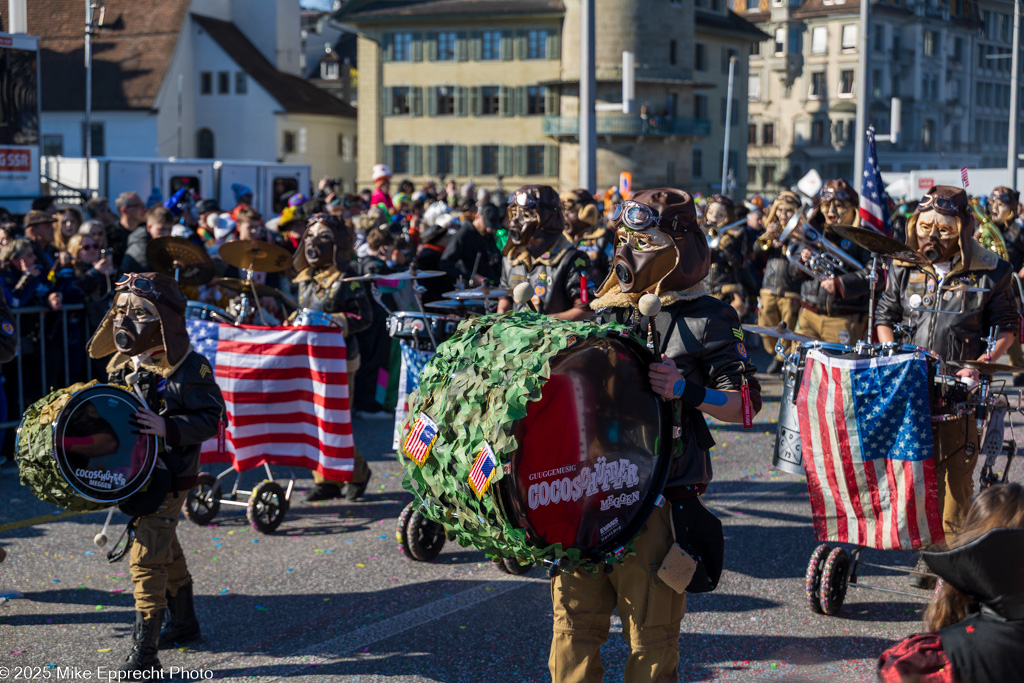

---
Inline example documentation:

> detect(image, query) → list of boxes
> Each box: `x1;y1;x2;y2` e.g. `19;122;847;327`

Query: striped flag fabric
186;319;354;481
858;127;893;237
468;442;498;499
403;413;439;466
960;166;970;188
796;350;944;550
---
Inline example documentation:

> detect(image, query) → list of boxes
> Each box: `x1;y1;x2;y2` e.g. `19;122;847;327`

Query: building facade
338;0;761;194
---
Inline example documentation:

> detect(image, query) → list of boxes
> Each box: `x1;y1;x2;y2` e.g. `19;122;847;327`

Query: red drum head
52;385;158;503
501;335;671;559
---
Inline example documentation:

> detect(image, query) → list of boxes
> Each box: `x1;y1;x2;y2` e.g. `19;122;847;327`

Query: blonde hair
66;233;86;260
923;483;1024;631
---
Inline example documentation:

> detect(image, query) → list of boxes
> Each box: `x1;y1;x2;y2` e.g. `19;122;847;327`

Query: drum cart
184;462;296;534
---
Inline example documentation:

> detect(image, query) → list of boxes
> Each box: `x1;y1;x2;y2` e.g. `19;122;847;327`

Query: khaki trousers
933;418;980;536
549;505;685;683
796;307;866;346
131;492;190;618
313;354;369;486
757;291;801;360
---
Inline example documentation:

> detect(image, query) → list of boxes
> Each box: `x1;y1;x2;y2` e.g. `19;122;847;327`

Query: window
436;145;454;174
721;47;737;73
748;165;757;184
42;134;63;156
83;122;104;156
197;129;214;158
953;36;963;62
436;86;455;115
788;28;801;54
748;124;758;145
200;72;212;95
337;134;344;156
283;131;296;154
692;148;703;178
922;119;935;151
763;122;775;145
235;72;247;94
526;145;545;175
811;26;828;55
774;28;786;54
669;40;677;65
481;31;502;60
391;87;411;115
695;43;706;71
841;24;857;51
811;119;826;145
527;30;548;59
873;25;885;51
834;119;847;144
923;30;935;56
481;145;499;175
392;145;410;174
839;69;855;96
810;71;825;99
666;93;678;117
750;41;761;57
437;31;457;61
749;74;761;100
872;69;882;98
763;164;776;184
694;94;708;120
393;32;413;61
218;71;230;94
481;86;500;115
527;86;546;115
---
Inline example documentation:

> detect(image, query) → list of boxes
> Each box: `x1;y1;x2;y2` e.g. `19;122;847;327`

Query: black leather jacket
500;238;591;315
795;226;878;314
875;243;1018;361
760;244;802;296
108;351;225;490
597;295;762;497
708;231;747;296
296;265;373;358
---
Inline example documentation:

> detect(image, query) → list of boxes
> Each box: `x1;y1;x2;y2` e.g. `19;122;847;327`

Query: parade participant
229;184;253;221
496;185;592;320
878;483;1024;683
794;178;876;344
440;203;501;286
292;213;374;502
416;214;454;302
550;188;761;682
876;185;1017;539
985;185;1024;383
85;273;224;671
756;191;804;373
703;194;748;318
561;189;612;285
120;207;174;275
371;164;394;214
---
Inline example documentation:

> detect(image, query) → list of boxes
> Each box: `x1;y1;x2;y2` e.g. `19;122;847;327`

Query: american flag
187;319;355;480
468;442;498;498
960;166;970;188
796;351;944;550
392;342;435;450
403;413;439;466
859;127;893;236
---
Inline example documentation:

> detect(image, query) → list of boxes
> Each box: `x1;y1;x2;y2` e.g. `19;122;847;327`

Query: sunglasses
610;200;663;230
80;244;98;251
820;187;854;203
916;193;961;216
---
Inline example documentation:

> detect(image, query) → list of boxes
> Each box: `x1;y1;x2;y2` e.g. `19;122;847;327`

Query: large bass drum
398;312;672;570
16;382;158;511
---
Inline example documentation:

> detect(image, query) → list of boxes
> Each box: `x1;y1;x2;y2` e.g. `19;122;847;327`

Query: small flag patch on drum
468;442;498;498
403;413;439;466
1;321;13;335
736;342;748;359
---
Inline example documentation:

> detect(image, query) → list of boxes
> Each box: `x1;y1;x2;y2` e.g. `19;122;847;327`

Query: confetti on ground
356;563;366;568
97;648;111;653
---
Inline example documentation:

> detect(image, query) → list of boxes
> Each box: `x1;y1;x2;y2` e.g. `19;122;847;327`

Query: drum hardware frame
406;265;440;349
185;462;296;534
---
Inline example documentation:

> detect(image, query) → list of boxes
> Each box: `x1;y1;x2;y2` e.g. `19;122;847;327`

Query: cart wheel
819;547;850;616
247;480;287;534
501;557;533;575
805;543;831;614
396;502;416;559
406;508;445;562
184;473;221;526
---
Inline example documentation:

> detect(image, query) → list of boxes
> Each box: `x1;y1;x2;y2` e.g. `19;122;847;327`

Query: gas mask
505;185;564;257
111;293;164;357
612;225;679;294
914;210;961;264
303;222;336;269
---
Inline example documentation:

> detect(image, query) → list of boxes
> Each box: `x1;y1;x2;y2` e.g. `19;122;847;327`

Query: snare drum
16;383;158;511
931;374;971;422
387;312;463;350
186;301;233;325
399;313;671;570
290;308;341;328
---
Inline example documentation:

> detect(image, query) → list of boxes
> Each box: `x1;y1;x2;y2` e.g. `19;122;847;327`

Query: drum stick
94;507;114;547
469;253;482;285
513;282;535;311
638;293;662;353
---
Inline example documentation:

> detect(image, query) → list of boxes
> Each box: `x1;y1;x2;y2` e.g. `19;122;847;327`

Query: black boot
120;610;163;673
345;468;372;501
160;580;202;648
305;483;342;502
766;358;784;375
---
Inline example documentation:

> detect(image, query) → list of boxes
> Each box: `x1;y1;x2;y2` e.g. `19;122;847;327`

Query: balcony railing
542;116;712;138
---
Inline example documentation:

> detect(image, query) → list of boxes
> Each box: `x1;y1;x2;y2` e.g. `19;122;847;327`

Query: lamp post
579;0;596;192
1008;0;1021;185
721;56;736;194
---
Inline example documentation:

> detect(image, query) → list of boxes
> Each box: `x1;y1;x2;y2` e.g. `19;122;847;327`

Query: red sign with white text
0;148;32;172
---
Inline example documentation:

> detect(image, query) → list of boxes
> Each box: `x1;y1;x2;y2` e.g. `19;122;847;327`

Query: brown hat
629;188;700;236
990;186;1020;206
24;210;56;228
821;179;859;205
292;213;354;273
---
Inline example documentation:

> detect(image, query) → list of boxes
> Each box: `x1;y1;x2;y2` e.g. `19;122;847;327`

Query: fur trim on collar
293;265;343;286
589;277;709;310
106;344;195;379
507;235;574;268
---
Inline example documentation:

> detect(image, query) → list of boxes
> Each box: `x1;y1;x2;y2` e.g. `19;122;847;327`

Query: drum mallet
638;293;662;353
513;282;536;312
94;507;115;547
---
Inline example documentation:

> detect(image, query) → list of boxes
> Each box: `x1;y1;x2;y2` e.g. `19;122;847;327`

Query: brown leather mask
612;241;679;293
112;294;164;357
561;189;600;241
505;185;564;257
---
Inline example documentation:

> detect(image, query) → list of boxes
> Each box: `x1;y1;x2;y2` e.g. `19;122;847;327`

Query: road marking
0;509;84;532
238;575;535;680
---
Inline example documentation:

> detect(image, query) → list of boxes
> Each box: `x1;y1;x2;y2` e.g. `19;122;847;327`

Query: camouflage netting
17;381;110;513
398;311;639;571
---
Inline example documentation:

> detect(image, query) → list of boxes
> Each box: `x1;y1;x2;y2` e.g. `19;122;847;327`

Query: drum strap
106;517;137;564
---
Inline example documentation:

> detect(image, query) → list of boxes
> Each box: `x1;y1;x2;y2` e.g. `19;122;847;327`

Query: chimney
8;0;27;33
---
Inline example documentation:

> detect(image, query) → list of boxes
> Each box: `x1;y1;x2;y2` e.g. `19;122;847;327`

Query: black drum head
53;385;157;503
500;334;671;560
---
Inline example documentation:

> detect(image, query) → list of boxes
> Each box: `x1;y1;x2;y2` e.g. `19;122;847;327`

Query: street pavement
2;343;1021;682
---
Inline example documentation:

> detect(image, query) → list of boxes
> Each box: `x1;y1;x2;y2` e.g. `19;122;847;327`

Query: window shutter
412;145;423;175
544;144;559;178
546;30;560;60
515;86;526;115
456;86;468;116
500;145;515;176
516;146;527;176
426;145;437;175
457;32;469;61
471;31;482;61
470;145;481;176
383;145;394;170
383;88;393;116
469;86;480;116
426;32;438;61
502;31;514;61
455;145;468;176
412;32;423;62
383;33;393;62
516;30;527;59
412;87;423;116
545;86;559;116
499;86;511;116
427;87;437;116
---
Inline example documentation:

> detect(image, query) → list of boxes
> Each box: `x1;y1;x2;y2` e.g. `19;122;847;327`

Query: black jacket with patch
794;226;878;315
499;237;592;315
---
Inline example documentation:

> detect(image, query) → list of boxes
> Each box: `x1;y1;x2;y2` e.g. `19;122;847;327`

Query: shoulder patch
349;282;362;291
732;327;744;340
1;321;13;335
574;257;587;268
908;272;926;283
199;364;213;378
736;342;748;360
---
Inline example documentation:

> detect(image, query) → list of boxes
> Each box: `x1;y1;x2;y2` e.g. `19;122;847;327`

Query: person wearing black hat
876;185;1017;541
549;188;761;682
439;203;502;287
86;273;225;673
415;212;454;303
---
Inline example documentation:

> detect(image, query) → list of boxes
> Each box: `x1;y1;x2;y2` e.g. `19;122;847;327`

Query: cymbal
442;286;510;300
218;240;292;273
147;237;214;286
341;269;447;282
742;323;815;343
424;299;488;310
954;359;1024;374
213;277;299;307
830;225;930;264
